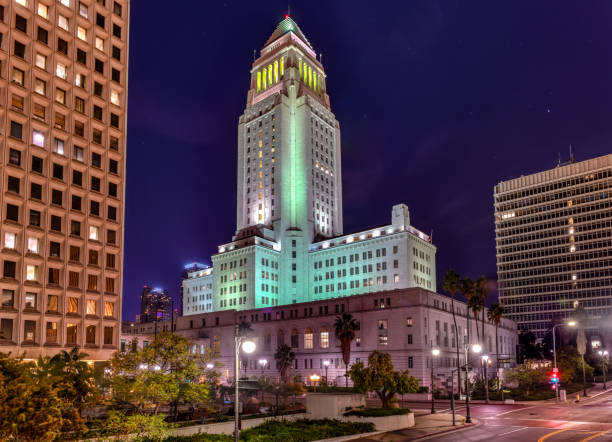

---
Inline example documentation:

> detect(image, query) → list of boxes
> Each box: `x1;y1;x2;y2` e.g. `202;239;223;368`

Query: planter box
344;413;414;431
172;413;305;437
306;393;366;419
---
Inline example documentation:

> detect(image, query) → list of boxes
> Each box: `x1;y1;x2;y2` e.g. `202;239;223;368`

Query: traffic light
550;370;560;384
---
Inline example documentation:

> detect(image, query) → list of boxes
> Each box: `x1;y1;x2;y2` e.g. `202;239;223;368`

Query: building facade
0;0;129;360
139;286;171;323
126;287;517;389
182;265;213;316
495;154;612;338
188;17;436;314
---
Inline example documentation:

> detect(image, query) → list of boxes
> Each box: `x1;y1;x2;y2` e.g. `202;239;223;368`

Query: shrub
343;407;411;417
239;418;375;441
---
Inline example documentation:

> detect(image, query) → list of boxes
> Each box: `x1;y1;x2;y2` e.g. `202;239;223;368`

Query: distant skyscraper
205;16;437;312
139;286;171;323
495;154;612;338
0;0;129;360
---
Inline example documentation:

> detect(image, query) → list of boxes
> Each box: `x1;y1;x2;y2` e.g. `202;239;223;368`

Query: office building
182;265;213;315
139;286;171;323
0;0;129;360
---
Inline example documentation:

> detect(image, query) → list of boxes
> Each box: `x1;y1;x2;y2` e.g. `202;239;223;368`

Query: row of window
1;289;115;316
0;317;115;346
2;261;116;291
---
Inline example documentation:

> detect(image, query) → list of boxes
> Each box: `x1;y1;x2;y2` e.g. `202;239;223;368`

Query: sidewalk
345;413;474;441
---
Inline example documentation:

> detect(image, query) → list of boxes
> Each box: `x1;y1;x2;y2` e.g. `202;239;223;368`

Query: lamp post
431;347;440;414
552;320;577;401
258;358;267;374
482;355;489;404
234;324;256;442
465;343;481;424
598;350;608;389
323;360;330;384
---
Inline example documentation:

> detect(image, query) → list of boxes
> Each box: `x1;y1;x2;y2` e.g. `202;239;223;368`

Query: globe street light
234;324;256;442
481;355;489;404
464;342;482;424
552;320;577;401
206;363;214;370
258;358;267;374
598;350;609;389
431;347;440;414
323;360;330;384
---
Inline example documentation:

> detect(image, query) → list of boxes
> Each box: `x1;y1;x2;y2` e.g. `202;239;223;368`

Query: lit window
75;73;85;88
16;0;27;6
60;0;70;6
58;15;69;31
394;274;399;283
89;225;99;240
77;26;87;41
304;328;313;349
320;327;329;348
4;232;16;249
54;138;65;155
33;130;45;147
56;63;67;79
86;299;97;315
95;36;104;51
35;53;47;69
26;265;38;281
110;89;120;105
79;2;88;18
28;237;39;253
35;79;46;95
38;3;49;19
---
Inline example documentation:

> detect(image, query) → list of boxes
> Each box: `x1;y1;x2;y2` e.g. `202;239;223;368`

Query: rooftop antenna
557;152;561;167
569;144;574;163
253;49;256;62
287;4;291;18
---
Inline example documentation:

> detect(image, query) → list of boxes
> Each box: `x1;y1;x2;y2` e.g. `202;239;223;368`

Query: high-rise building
206;16;436;312
495;154;612;338
182;264;213;316
0;0;129;360
139;286;171;324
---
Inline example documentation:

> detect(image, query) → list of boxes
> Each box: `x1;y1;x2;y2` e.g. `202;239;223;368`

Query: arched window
277;329;285;346
264;333;272;351
268;64;272;85
274;60;279;83
304;327;313;349
257;71;261;92
262;67;267;89
280;56;285;77
291;329;298;348
320;326;329;349
303;63;308;83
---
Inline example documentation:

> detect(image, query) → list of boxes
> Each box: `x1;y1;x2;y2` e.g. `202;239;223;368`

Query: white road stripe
495;405;536;417
499;427;527;436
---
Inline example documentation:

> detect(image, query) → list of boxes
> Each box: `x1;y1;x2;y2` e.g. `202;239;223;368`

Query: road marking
538;429;569;442
581;430;608;441
498;427;527;436
495;405;536;417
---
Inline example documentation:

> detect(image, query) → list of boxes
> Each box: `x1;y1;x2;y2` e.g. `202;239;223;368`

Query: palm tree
476;276;491;349
461;277;475;347
334;313;359;387
274;344;295;383
443;269;462;397
487;303;504;392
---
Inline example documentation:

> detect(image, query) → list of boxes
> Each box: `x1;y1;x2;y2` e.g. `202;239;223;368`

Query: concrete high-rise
495;154;612;338
0;0;129;360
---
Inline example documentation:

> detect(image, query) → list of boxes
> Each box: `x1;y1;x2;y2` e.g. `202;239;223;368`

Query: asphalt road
414;388;612;441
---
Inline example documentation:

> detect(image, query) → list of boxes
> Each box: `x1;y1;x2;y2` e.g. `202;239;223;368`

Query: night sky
122;1;612;320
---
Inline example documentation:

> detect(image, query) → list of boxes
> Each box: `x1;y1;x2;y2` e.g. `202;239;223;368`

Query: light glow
242;340;256;354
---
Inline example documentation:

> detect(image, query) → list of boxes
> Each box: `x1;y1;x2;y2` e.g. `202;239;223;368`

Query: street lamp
552;320;577;401
206;363;214;370
258;358;267;374
431;347;440;414
323;360;330;384
464;343;481;424
481;355;489;404
234;325;256;442
310;374;321;392
598;350;608;389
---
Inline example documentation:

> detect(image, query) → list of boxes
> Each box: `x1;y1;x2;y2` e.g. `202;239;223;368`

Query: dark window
9;149;21;166
92;129;102;144
72;195;82;211
37;27;48;44
109;159;118;174
6;204;18;222
77;48;86;64
31;156;43;173
29;210;40;227
94;58;103;73
111;68;120;83
49;242;60;258
107;206;116;220
48;267;59;284
110;113;119;128
74;121;84;137
92;152;102;168
51;189;62;206
90;200;99;216
113;2;122;16
14;40;25;58
55;113;66;130
73;170;83;186
112;45;120;60
7;176;19;193
112;23;121;38
3;261;16;278
91;176;100;191
10;121;23;139
30;183;42;200
50;215;61;232
110;136;119;150
96;13;105;28
71;220;81;236
94;82;103;97
93;105;103;120
57;38;68;55
104;326;113;345
107;229;116;244
15;15;27;32
108;182;117;197
75;96;85;113
0;6;5;21
52;163;63;180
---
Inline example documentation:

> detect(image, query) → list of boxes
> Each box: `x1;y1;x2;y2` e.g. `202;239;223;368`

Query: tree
518;330;541;361
558;346;593;385
475;276;491;347
274;344;295;383
487;303;504;389
44;348;98;409
506;365;548;397
349;351;419;408
443;269;462;396
334;312;359;387
461;277;475;346
468;295;483;344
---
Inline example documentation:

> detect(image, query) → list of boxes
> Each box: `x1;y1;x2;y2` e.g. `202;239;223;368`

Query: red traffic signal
550;371;560;383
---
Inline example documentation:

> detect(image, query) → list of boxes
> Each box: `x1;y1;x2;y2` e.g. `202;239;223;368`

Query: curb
315;430;387;441
411;418;480;441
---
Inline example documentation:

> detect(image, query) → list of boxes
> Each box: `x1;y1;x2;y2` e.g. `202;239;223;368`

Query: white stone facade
182;267;213;316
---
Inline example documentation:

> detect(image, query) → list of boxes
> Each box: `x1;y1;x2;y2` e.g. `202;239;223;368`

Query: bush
343;408;411;417
304;385;360;393
239;418;375;441
143;435;232;442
